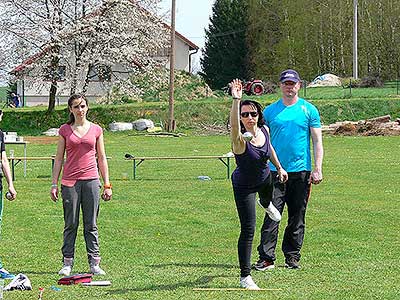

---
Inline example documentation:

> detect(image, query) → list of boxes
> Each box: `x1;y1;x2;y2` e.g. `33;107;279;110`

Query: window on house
44;66;66;81
87;64;112;82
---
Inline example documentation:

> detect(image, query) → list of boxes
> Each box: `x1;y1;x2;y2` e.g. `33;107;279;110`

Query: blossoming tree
0;0;168;112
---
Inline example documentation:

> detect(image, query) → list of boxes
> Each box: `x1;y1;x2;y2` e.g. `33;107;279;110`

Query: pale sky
159;0;215;72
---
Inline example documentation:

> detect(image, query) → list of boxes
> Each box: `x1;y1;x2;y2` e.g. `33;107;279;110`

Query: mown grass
300;85;400;100
1;133;399;300
0;86;8;103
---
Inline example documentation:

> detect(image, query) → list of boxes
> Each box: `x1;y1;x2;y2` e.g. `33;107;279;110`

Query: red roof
163;23;199;51
11;46;50;73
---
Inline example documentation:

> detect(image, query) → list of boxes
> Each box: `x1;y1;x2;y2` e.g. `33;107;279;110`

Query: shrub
131;69;213;102
263;81;277;94
341;77;362;88
359;76;384;88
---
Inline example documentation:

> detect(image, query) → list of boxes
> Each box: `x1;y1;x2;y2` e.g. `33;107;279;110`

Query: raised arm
229;79;246;154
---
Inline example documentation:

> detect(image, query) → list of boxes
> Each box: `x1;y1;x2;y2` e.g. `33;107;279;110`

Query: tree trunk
47;45;60;113
48;80;57;112
82;64;91;94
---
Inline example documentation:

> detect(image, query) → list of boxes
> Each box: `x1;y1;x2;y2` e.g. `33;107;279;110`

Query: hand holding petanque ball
242;132;253;142
6;191;15;201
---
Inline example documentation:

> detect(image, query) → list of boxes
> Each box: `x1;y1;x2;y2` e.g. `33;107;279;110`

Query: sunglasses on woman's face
240;111;258;118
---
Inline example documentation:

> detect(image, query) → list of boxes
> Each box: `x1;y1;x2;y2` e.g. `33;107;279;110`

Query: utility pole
353;0;358;79
167;0;176;132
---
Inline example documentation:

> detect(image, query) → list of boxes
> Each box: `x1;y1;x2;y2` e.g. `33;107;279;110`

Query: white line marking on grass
193;288;282;291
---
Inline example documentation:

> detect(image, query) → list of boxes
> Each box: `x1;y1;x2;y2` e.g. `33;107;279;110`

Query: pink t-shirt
59;123;103;187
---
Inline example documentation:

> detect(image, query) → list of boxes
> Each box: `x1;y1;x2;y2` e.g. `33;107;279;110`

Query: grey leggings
61;179;101;264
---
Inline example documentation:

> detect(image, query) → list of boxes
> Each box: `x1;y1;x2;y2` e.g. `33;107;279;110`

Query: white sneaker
257;199;281;222
58;265;72;276
0;268;11;275
239;275;260;290
90;265;106;275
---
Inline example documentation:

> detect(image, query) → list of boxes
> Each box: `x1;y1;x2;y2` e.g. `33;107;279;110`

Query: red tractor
225;79;265;96
242;79;265;96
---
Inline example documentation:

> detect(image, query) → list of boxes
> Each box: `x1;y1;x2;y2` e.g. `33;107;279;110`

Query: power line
209;29;245;38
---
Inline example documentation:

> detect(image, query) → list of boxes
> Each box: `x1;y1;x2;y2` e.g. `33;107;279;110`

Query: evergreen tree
201;0;250;90
247;0;283;81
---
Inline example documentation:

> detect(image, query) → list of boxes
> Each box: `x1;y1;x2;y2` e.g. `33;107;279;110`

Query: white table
5;141;28;177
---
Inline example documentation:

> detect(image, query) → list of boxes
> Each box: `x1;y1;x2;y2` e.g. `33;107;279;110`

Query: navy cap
279;69;301;83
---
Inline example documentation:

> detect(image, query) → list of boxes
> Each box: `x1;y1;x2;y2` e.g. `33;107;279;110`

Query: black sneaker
254;259;275;271
285;257;301;269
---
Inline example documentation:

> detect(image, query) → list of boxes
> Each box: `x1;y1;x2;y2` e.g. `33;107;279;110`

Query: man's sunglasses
240;111;258;118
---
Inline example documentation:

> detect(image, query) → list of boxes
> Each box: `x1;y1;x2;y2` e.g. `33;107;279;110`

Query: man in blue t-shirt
255;69;324;270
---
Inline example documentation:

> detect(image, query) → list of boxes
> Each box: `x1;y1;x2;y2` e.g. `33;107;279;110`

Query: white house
11;9;199;107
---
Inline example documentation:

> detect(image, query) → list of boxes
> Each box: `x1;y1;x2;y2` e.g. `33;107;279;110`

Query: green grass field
1;133;399;299
0;86;8;104
301;85;400;100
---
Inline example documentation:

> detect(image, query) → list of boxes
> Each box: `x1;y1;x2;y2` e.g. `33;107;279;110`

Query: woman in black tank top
229;79;288;290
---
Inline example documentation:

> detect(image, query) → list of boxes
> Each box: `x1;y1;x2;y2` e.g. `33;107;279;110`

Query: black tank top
232;126;271;189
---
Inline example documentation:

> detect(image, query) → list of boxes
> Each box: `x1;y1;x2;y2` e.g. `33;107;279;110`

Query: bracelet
233;97;241;100
51;183;58;188
103;183;112;189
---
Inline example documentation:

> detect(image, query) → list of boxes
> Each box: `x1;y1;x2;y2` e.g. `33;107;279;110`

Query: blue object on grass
50;285;61;291
0;270;15;279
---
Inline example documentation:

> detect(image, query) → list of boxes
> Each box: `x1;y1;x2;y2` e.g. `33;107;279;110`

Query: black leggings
233;175;273;277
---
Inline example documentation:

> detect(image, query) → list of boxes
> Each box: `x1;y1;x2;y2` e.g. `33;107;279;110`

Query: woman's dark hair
67;94;88;125
239;99;265;133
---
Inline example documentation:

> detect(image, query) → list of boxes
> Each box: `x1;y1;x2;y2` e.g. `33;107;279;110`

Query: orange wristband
103;183;112;189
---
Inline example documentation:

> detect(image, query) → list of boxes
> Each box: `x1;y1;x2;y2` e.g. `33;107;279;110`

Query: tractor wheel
251;83;265;96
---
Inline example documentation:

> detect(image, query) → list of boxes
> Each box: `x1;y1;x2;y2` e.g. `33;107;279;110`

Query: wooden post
167;0;176;132
353;0;358;79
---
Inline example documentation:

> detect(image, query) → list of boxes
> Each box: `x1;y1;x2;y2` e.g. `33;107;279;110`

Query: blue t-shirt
263;98;321;172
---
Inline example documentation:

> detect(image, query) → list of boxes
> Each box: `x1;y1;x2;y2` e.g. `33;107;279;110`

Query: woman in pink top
50;94;112;276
